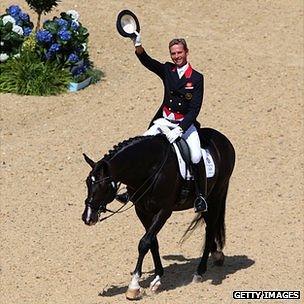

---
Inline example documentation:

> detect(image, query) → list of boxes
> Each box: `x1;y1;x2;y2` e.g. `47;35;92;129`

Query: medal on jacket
185;93;192;100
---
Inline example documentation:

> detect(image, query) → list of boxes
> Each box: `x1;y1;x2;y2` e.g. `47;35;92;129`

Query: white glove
166;126;183;143
132;31;142;47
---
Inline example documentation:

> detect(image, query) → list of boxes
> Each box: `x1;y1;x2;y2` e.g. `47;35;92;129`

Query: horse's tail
179;182;229;249
179;213;205;244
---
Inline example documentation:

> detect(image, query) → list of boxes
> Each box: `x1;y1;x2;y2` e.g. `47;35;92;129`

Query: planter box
68;76;92;92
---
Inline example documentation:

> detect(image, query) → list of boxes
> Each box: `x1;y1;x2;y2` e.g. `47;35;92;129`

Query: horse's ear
83;153;95;168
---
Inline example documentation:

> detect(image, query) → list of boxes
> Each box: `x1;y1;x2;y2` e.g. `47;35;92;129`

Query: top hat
116;10;140;38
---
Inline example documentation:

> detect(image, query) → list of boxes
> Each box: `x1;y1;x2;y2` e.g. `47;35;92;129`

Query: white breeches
143;118;202;164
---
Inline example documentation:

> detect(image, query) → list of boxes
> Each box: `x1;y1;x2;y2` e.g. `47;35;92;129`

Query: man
117;32;207;213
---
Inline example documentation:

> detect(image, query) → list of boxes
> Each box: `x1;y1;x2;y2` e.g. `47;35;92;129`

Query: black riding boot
116;192;129;204
192;160;208;212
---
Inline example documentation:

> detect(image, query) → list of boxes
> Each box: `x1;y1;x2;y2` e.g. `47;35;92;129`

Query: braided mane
103;135;154;161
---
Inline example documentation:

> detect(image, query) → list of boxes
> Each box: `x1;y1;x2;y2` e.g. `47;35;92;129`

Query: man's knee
191;150;202;164
143;125;159;136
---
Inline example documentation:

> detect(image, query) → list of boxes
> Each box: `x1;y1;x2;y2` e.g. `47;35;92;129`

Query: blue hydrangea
55;18;68;29
49;43;60;53
72;65;86;76
58;29;71;41
23;27;32;37
7;5;21;18
68;53;79;63
19;13;29;22
36;30;53;43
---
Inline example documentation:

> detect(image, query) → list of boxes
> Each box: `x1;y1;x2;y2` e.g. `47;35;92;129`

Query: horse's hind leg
193;183;228;282
211;249;225;266
211;240;225;266
193;223;215;282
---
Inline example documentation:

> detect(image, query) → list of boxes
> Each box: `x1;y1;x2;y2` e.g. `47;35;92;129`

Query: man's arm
132;32;165;78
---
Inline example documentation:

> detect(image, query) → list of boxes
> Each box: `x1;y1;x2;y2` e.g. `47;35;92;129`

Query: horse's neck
109;137;165;185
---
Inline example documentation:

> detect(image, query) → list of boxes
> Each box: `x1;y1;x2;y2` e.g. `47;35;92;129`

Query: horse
82;128;235;300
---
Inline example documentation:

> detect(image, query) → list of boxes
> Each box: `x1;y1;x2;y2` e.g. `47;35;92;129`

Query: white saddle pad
173;143;215;180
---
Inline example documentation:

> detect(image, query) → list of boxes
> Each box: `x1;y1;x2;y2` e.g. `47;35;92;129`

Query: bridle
85;175;118;215
85;142;171;222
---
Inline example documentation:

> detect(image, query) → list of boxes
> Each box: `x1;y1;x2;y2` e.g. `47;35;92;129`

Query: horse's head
82;153;118;226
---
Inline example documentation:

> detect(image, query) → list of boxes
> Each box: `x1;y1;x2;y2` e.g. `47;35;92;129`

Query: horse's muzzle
82;205;98;226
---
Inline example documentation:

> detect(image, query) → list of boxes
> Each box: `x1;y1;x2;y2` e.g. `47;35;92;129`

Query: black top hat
116;10;140;38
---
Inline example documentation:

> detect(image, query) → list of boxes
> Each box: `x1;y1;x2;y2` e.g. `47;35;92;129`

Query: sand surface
1;1;303;303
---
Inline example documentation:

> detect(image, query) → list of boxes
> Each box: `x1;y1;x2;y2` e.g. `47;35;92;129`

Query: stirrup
194;195;208;213
116;192;129;204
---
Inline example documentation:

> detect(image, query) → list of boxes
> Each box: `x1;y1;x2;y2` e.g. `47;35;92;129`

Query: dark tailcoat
136;50;204;131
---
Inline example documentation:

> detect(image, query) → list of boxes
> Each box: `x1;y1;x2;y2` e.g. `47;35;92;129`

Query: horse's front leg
149;237;163;292
135;207;164;292
126;208;172;300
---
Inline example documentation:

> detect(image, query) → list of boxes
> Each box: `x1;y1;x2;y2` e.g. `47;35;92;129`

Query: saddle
173;138;215;180
172;137;215;205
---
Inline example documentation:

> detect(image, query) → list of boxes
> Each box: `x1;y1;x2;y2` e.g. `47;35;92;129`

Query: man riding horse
116;33;207;213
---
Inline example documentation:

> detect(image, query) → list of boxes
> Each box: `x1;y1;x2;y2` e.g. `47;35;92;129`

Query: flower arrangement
35;10;90;76
0;5;34;62
0;2;102;95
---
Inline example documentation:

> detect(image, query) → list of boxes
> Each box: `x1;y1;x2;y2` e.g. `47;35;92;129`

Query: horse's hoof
149;275;161;293
212;251;225;266
192;273;203;283
125;288;142;300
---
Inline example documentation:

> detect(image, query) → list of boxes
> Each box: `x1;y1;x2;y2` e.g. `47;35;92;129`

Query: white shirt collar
176;63;189;79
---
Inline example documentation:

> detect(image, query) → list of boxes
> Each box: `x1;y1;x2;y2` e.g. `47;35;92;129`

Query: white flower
2;15;16;26
66;10;79;20
13;53;20;58
12;25;24;36
0;41;4;46
72;20;79;27
82;43;87;51
0;53;9;62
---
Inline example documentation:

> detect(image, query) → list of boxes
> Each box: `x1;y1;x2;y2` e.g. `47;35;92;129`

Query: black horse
82;128;235;300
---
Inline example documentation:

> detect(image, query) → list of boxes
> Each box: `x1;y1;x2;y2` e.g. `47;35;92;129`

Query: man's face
170;43;188;68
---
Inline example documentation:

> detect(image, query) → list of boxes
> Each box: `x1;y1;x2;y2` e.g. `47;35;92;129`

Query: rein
98;142;171;222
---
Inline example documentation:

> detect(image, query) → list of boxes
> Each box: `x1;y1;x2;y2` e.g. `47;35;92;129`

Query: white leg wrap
150;275;161;292
128;273;140;290
192;273;203;283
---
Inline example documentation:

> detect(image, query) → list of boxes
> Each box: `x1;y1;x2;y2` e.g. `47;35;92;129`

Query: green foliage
25;0;60;14
84;68;104;84
71;67;103;84
0;19;23;56
0;50;72;95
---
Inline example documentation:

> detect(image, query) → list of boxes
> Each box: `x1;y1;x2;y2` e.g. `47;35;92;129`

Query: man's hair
169;38;188;52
